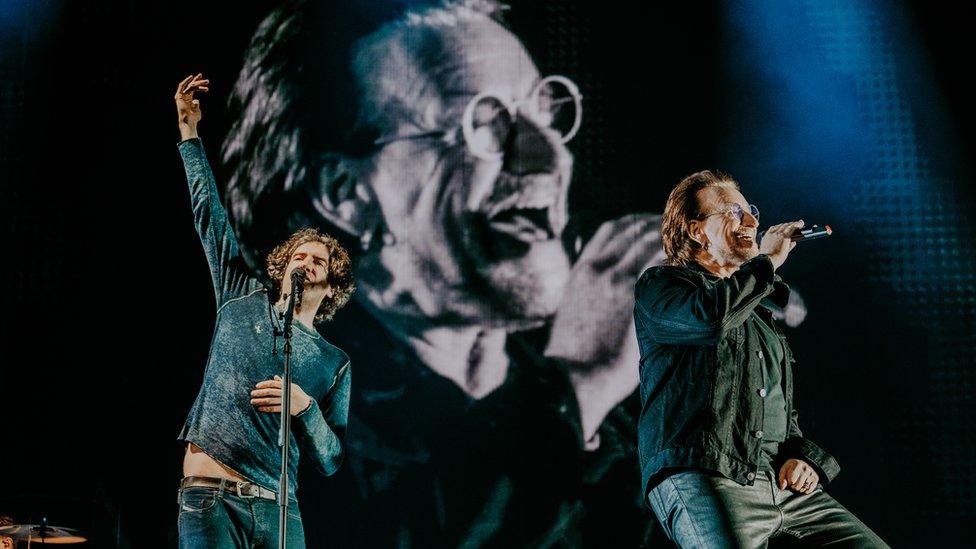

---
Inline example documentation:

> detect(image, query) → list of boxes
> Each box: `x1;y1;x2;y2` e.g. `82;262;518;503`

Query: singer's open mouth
479;173;567;245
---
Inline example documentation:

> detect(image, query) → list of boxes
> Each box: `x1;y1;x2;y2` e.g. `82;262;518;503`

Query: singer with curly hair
172;73;354;548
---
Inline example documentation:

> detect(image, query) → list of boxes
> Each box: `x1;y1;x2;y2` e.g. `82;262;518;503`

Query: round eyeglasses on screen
372;75;583;161
461;75;583;161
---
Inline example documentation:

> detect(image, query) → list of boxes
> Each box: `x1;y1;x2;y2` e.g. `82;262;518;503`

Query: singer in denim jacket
634;170;886;547
173;70;353;549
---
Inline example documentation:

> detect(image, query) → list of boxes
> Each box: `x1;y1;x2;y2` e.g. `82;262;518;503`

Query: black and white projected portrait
218;0;826;544
221;0;662;545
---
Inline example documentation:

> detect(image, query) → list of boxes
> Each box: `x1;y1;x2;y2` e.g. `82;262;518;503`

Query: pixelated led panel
1;28;26;308
803;0;976;516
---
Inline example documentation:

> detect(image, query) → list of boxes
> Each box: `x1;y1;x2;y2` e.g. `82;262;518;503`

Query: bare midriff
182;442;248;482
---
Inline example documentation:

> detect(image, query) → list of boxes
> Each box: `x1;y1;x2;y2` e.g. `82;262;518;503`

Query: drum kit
0;517;87;546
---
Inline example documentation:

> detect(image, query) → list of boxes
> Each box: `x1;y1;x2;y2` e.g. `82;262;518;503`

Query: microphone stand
278;272;303;548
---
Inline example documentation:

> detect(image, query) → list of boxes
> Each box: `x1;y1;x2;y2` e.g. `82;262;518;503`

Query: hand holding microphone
759;220;806;271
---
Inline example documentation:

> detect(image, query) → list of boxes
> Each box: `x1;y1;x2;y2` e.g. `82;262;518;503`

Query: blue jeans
178;486;306;548
647;470;888;548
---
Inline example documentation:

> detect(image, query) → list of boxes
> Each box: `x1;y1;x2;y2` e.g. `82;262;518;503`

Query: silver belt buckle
235;481;246;498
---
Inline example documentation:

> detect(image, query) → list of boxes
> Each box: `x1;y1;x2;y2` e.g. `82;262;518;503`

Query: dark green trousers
647;470;888;548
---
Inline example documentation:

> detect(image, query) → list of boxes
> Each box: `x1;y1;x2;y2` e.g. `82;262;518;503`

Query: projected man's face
355;17;574;327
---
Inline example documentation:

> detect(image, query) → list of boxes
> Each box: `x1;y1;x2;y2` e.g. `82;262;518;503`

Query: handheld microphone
759;224;832;242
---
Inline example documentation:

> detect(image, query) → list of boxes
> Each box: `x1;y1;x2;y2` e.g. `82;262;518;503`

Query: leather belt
180;475;277;501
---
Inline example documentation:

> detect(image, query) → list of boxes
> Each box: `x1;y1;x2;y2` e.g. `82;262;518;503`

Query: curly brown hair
266;228;355;323
662;170;739;266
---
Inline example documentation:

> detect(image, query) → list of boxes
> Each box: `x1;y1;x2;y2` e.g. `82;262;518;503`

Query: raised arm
634;255;778;346
174;74;258;306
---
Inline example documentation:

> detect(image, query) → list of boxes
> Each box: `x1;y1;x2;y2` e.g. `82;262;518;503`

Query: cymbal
0;524;87;544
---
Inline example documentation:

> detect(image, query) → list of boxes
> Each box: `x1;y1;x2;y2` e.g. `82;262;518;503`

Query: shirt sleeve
634;255;777;345
294;360;351;476
178;138;260;307
781;407;842;484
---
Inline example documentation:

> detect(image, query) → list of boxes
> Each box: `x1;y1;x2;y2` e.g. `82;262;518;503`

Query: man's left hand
778;458;820;494
250;375;312;416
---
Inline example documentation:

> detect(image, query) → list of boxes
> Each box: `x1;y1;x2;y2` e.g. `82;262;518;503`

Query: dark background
2;0;973;546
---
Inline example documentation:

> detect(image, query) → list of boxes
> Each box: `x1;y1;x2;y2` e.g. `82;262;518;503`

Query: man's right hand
175;73;209;141
759;220;804;270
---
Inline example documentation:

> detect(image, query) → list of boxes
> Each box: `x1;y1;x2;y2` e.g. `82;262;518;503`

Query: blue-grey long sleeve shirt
176;138;351;499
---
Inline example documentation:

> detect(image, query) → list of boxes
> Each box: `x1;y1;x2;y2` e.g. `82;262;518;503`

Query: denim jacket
634;254;839;501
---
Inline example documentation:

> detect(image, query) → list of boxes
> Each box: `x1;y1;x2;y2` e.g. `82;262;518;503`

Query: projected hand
545;213;666;445
174;73;210;140
250;375;313;416
772;288;808;327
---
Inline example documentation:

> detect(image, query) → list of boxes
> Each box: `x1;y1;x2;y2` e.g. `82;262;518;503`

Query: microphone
282;269;307;336
290;269;307;301
759;224;832;243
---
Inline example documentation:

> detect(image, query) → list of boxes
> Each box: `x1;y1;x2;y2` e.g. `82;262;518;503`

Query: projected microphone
759;224;832;243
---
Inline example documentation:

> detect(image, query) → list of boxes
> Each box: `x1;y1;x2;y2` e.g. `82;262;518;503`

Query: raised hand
174;73;210;140
759;220;804;270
